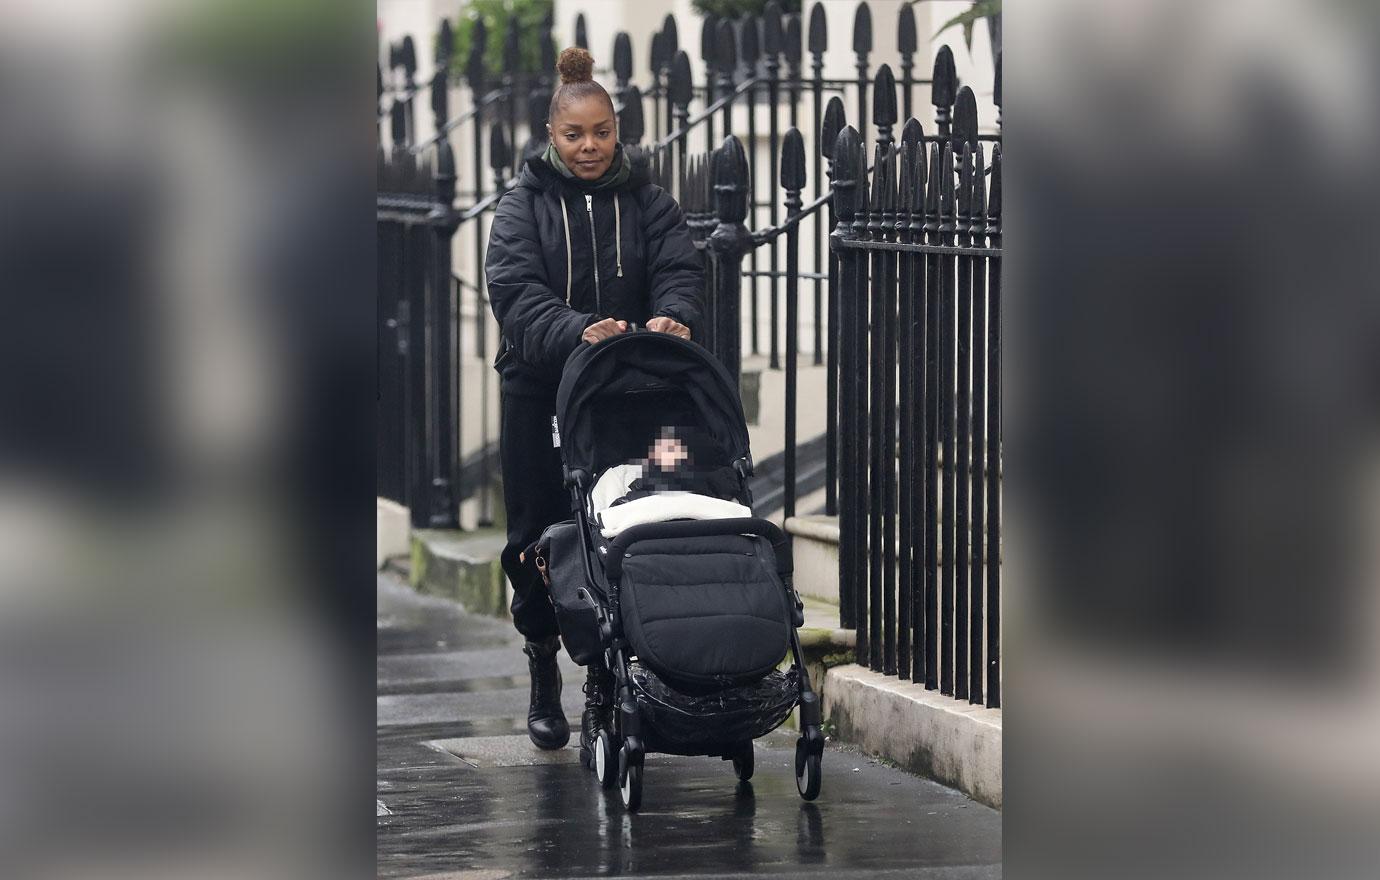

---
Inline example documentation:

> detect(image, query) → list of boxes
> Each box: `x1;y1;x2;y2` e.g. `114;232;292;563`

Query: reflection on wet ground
377;574;1001;878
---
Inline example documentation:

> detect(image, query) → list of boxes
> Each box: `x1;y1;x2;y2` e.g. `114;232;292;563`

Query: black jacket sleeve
639;185;705;336
486;189;595;377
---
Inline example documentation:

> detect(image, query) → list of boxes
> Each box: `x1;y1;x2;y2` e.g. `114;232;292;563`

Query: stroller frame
561;462;826;812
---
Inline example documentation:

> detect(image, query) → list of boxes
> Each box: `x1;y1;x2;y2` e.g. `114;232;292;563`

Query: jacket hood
516;145;653;194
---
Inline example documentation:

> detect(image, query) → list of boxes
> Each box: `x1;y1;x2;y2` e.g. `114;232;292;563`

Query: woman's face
547;96;617;180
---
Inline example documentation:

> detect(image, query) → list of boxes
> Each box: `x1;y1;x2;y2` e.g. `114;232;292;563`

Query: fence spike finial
994;52;1003;120
808;3;828;55
972;143;987;232
662;14;679;58
620;84;645;145
988;144;1002;223
898;4;916;55
853;2;873;56
901;117;924;151
701;15;719;72
740;17;760;66
390;99;407;146
650;31;667;75
489;123;512;173
437;19;454;66
781;127;806;192
669;50;693;107
764;2;783;56
574;13;588;50
784;14;802;64
467;19;488;87
613;32;633;84
910;138;928;229
820;95;846;160
831;125;862;225
430;69;448;126
873;63;897;137
400;36;417;77
954;85;979;151
715;19;738;77
932;45;957;109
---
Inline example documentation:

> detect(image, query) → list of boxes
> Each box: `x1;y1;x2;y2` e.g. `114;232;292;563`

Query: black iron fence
377;2;1001;704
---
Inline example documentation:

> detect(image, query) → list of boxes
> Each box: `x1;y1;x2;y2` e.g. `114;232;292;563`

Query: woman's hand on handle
646;316;691;340
582;318;627;344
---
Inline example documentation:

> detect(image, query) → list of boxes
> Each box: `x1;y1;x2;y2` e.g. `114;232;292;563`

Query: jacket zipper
585;193;601;312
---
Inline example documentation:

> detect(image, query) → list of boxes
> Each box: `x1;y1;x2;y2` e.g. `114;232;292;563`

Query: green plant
930;0;1001;55
444;0;554;82
690;0;802;21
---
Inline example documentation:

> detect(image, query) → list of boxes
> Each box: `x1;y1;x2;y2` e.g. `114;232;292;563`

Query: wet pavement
377;573;1002;879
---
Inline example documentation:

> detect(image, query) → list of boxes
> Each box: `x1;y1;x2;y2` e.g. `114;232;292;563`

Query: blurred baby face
648;433;689;470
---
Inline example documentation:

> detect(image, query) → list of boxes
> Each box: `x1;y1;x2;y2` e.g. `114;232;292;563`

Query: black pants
499;390;568;641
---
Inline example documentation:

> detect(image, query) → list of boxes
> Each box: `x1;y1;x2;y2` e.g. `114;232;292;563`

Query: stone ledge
377;498;410;570
410;528;509;618
785;514;840;544
823;663;1002;808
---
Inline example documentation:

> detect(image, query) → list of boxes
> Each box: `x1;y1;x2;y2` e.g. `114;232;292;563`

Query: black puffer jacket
485;152;704;395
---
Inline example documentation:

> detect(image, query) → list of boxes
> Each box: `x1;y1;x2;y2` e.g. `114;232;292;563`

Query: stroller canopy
555;333;752;476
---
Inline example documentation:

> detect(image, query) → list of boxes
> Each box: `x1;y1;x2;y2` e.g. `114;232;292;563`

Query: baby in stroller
534;331;825;812
591;423;752;537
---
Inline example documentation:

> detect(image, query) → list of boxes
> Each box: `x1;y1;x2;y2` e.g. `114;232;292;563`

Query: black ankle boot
578;666;614;768
523;636;569;750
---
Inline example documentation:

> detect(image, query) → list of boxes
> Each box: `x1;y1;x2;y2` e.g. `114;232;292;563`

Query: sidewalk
377;572;1002;879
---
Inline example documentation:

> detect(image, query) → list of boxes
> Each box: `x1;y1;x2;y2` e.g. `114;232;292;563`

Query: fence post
985;145;1002;708
932;45;956;140
503;18;521;177
574;13;588;49
898;122;926;682
740;17;761;361
701;15;718;152
784;13;802;131
669;51;693;197
764;4;784;371
425;136;460;529
821;96;845;522
898;5;916;122
923;136;942;690
969;141;988;705
612;31;632;108
715;21;736;138
650;31;666;144
781;128;805;521
937;139;957;696
853;3;872;155
660;15;679;141
399;36;417;147
620;85;645;146
708;136;751;382
830;125;864;647
809;5;828;370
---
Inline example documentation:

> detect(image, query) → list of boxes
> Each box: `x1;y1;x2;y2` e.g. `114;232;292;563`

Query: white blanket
591;464;751;538
597;492;753;538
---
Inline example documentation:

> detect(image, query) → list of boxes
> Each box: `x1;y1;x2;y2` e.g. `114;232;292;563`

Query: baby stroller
532;330;825;812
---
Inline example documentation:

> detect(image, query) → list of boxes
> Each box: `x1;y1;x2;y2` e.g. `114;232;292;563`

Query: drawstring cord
559;196;573;304
614;194;623;278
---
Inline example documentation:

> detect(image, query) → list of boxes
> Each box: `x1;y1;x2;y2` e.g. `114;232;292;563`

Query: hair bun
556;47;595;84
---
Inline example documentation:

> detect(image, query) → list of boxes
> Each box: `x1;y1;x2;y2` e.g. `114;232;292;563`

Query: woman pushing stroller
485;46;703;757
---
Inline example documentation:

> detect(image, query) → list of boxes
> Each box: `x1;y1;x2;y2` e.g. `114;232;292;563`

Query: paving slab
378;573;1002;878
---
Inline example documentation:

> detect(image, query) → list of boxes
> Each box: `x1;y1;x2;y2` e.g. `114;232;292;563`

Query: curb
823;663;1002;808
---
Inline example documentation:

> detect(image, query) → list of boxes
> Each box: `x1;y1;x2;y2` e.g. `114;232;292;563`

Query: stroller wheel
731;742;754;781
619;746;643;812
595;730;618;789
795;739;822;801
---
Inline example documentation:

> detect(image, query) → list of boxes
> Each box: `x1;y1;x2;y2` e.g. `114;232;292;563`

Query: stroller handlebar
604;517;792;583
